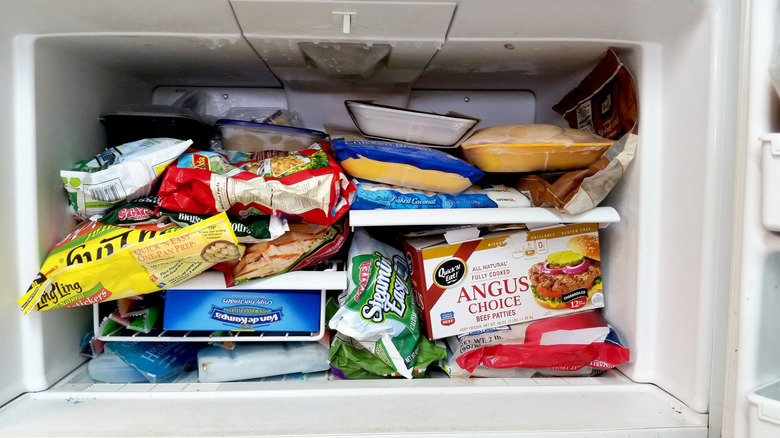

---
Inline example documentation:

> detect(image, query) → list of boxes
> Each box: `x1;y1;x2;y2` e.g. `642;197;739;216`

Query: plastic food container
101;106;215;150
460;124;614;173
345;100;480;147
216;119;327;152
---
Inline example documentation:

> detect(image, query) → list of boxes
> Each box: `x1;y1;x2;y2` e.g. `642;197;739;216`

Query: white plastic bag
61;138;192;220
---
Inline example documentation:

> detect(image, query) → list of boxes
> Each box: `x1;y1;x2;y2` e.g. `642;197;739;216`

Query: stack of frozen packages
81;328;332;383
399;220;630;377
328;228;447;379
156;144;351;227
499;49;638;215
326;126;531;210
21;120;355;313
155;146;353;286
23;109;359;394
21;137;244;314
328;50;641;217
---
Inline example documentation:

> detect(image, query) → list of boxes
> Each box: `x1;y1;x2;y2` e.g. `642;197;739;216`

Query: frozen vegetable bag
328;228;422;379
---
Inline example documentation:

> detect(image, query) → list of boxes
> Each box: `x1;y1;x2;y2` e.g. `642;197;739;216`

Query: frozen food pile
22;49;635;383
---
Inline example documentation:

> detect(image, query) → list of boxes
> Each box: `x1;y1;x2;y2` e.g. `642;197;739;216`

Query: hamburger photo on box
403;223;604;340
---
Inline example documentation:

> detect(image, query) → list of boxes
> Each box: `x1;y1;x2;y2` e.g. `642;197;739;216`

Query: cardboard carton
403;223;604;340
163;289;323;334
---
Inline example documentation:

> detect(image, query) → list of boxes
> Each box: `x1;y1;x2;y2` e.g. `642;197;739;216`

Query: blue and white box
163;289;323;334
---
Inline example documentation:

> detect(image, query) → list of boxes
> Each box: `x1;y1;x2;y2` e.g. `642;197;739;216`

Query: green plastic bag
328;228;423;378
329;332;446;379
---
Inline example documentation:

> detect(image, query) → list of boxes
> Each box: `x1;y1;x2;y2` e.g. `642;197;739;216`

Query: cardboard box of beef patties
402;223;604;340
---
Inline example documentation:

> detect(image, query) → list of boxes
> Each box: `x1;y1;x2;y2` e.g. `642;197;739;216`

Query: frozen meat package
440;310;630;378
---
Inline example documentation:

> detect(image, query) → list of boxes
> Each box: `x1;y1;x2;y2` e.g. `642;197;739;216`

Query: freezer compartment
0;369;709;437
3;1;739;432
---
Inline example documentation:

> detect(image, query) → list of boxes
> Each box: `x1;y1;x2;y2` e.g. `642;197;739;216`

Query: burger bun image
566;234;600;261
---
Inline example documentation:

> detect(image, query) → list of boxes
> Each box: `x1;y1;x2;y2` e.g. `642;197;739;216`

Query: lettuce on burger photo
528;235;602;310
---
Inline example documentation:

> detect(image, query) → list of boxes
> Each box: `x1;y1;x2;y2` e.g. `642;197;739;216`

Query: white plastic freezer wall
0;1;742;436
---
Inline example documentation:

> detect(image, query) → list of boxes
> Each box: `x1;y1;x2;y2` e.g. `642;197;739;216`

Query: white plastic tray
346;100;479;147
747;379;780;436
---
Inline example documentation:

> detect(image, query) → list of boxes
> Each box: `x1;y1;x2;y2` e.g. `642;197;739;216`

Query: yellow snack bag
19;213;240;314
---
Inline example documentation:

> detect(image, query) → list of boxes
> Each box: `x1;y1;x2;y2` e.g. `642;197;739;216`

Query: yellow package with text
19;212;241;314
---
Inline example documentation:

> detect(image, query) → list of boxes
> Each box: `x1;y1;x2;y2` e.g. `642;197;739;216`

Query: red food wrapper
451;310;630;373
157;143;354;226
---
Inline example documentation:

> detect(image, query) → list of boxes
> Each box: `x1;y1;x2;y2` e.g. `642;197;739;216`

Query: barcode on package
84;180;125;202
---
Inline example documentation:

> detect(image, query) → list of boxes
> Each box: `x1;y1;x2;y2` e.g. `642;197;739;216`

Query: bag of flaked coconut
327;228;422;379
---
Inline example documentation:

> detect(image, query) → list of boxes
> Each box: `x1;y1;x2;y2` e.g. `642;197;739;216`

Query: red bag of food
449;310;630;375
157;144;354;226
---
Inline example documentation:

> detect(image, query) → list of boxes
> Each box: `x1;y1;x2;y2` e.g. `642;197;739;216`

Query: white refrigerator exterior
0;0;761;436
729;0;780;436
